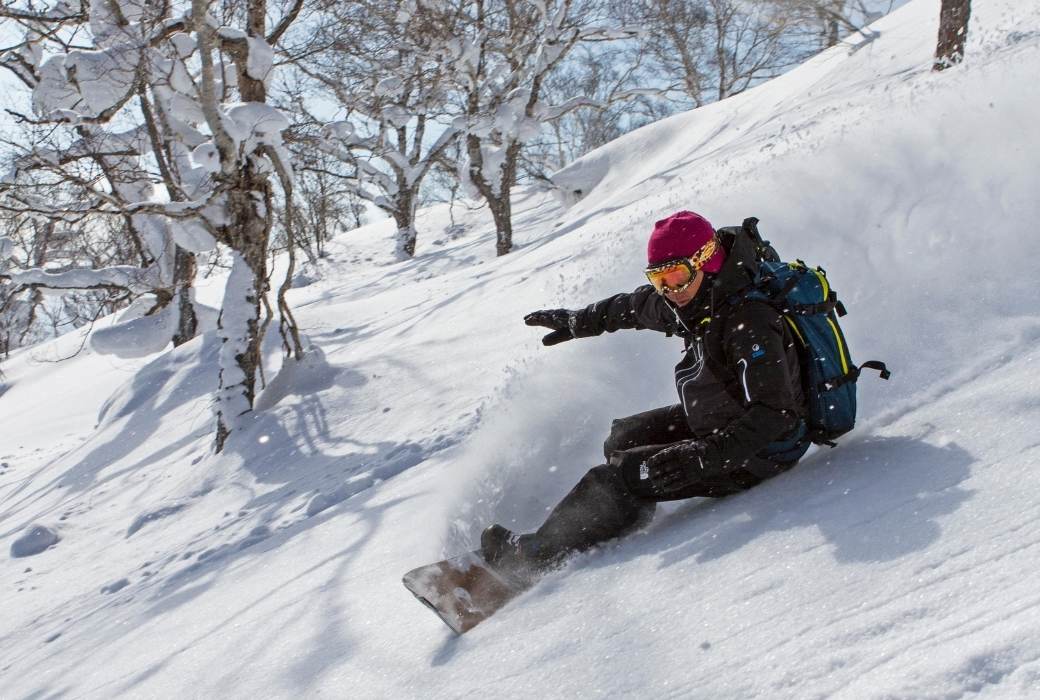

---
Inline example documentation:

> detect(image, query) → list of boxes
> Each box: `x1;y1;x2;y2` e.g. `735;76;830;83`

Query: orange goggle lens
645;237;719;295
645;260;696;294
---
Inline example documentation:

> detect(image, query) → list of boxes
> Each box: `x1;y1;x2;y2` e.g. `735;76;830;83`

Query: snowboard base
402;550;531;634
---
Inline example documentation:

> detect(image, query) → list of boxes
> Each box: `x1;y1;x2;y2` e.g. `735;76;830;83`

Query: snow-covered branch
191;1;238;175
1;264;158;294
451;0;642;255
0;1;86;23
536;88;662;121
303;0;463;258
2;0;304;451
267;0;305;46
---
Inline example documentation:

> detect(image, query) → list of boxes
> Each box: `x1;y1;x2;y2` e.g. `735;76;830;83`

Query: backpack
724;217;890;446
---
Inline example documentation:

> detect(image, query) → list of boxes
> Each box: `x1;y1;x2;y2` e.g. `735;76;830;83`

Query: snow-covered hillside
3;0;1040;697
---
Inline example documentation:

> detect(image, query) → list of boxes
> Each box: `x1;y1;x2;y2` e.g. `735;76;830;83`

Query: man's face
664;270;704;307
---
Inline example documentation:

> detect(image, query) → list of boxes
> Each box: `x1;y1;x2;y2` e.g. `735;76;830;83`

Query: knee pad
583;463;616;486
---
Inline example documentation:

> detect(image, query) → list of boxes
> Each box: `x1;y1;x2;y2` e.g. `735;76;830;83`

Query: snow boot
480;524;553;583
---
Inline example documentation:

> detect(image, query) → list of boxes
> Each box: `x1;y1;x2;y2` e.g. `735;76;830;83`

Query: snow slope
3;0;1040;697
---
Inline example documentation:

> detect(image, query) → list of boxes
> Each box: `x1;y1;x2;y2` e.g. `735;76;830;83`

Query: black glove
637;440;720;496
524;309;577;346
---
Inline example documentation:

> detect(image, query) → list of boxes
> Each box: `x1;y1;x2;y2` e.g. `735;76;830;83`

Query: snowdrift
2;0;1040;697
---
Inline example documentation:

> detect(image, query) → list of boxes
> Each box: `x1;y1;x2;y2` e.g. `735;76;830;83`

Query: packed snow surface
2;0;1040;697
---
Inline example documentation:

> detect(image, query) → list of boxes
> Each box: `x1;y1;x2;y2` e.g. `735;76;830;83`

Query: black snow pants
529;404;794;563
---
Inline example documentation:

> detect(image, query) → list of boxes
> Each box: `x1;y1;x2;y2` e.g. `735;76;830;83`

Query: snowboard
402;550;533;634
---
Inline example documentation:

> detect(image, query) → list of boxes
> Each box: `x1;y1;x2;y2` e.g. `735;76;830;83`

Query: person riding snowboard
482;210;812;575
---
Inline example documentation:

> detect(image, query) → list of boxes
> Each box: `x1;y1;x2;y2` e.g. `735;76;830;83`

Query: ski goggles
644;236;719;294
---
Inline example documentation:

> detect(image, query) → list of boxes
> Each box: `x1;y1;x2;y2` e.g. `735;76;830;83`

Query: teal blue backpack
730;218;890;446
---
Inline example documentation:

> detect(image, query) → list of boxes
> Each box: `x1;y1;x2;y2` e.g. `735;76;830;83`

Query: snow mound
90;300;177;358
10;524;60;558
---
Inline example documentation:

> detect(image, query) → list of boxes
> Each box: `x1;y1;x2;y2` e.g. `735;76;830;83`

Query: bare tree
422;139;480;238
187;0;307;450
289;145;368;259
0;0;307;452
623;0;806;106
614;0;713;107
0;6;200;354
934;0;970;70
0;211;129;357
449;0;639;255
521;42;664;181
710;0;800;100
302;0;461;259
773;0;888;49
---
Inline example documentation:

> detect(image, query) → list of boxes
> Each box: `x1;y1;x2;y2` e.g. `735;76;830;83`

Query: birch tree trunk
934;0;971;70
172;247;198;347
201;0;281;452
465;134;520;257
393;187;419;259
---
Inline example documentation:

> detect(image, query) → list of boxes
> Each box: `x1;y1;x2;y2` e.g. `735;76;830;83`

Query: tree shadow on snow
649;433;975;568
12;342;455;698
103;488;421;698
0;336;219;536
108;349;468;693
132;384;448;607
22;404;430;698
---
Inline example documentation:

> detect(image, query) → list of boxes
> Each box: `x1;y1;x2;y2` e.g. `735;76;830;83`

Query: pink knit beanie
646;210;725;272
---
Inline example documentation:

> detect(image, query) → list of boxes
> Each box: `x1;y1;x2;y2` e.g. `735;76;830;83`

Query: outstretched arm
526;285;677;346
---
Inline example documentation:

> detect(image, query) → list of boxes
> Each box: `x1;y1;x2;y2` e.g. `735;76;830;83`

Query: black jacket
572;227;806;470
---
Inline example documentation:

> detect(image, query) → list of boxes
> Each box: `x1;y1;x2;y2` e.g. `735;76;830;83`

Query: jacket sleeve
702;301;803;467
571;284;677;337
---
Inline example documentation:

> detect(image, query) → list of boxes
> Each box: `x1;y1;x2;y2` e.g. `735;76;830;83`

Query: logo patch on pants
639;462;650;480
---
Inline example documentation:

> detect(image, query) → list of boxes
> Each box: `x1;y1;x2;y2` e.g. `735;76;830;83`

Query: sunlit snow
2;0;1039;697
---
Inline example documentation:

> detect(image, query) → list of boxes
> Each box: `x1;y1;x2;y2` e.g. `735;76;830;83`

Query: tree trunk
489;196;512;257
393;189;417;259
316;175;329;258
934;0;971;71
465;132;521;257
214;248;266;452
210;0;280;453
495;141;522;256
172;246;198;347
214;173;272;453
817;1;843;48
483;186;514;256
395;225;417;259
714;9;729;101
18;220;51;346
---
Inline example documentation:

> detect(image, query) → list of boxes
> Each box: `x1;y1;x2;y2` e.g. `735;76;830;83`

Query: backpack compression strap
823;360;892;391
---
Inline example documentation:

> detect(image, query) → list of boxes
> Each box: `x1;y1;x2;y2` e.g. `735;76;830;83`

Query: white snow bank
90;298;177;358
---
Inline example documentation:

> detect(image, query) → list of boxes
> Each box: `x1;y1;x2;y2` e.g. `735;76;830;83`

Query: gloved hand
524;309;578;346
638;440;720;496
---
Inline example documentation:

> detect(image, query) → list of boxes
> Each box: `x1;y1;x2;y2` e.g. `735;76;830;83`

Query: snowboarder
481;210;812;576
